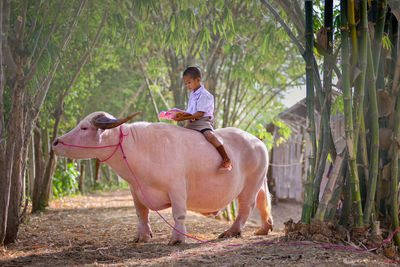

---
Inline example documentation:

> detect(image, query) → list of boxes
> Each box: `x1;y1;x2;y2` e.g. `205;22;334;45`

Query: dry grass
0;191;396;266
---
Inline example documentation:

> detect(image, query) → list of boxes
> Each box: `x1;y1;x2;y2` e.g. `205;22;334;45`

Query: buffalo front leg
130;186;153;243
168;190;188;245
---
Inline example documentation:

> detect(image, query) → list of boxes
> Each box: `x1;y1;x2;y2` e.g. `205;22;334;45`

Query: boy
175;67;233;171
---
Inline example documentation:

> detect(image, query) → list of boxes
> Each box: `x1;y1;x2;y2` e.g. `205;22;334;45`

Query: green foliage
37;200;49;212
382;34;392;51
52;162;80;197
275;119;292;142
331;95;344;115
252;123;274;150
251;120;292;152
91;179;130;192
29;0;305;203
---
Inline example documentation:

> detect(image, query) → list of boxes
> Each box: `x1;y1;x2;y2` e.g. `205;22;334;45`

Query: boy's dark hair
183;67;201;79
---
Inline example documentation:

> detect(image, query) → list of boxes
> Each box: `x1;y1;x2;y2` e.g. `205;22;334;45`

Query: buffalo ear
92;112;141;129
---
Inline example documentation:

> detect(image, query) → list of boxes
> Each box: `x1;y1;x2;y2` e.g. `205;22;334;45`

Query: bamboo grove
294;0;400;247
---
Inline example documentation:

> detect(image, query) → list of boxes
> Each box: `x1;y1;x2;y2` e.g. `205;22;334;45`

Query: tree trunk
95;160;101;183
79;164;85;193
31;115;62;212
2;62;25;244
87;160;93;186
113;171;119;186
32;127;45;212
27;135;35;197
166;51;187;109
31;8;107;212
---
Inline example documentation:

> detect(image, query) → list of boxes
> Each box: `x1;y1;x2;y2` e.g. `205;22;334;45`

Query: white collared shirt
186;85;214;119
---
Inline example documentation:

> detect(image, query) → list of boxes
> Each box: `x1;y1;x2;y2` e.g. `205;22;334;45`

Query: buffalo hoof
254;221;273;235
218;230;241;239
134;232;152;243
168;239;186;245
254;228;271;235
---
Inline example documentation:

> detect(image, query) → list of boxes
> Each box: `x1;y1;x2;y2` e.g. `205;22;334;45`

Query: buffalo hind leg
254;187;273;235
218;193;256;239
130;186;153;243
168;190;188;245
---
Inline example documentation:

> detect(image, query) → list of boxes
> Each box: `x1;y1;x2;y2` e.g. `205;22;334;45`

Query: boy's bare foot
219;159;232;171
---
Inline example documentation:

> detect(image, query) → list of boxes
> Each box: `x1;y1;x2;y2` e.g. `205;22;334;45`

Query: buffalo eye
81;127;88;130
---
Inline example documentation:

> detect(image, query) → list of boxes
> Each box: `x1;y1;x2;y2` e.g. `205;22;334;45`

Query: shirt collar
192;85;204;96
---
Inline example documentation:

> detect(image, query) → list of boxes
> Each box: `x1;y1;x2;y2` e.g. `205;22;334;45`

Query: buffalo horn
92;112;142;129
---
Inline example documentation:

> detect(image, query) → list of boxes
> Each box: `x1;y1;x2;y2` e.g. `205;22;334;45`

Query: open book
158;108;192;121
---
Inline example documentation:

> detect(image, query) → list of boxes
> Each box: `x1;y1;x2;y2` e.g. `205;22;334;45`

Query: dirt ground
0;190;398;266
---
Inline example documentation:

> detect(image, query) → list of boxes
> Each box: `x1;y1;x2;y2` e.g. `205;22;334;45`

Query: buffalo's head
52;111;140;159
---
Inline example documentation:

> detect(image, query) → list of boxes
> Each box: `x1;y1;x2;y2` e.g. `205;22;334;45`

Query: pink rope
59;126;400;262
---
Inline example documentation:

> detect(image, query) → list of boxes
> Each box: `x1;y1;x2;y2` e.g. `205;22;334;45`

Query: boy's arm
174;111;204;122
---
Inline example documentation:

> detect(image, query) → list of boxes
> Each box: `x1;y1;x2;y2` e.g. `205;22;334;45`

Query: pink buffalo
52;112;273;244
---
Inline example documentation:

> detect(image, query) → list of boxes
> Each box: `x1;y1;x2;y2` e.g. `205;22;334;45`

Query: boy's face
183;76;201;91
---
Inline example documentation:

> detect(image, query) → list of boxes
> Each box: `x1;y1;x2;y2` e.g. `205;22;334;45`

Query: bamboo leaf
170;16;176;32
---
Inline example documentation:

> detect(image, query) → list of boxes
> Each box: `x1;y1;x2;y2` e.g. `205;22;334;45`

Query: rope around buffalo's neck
59;126;400;262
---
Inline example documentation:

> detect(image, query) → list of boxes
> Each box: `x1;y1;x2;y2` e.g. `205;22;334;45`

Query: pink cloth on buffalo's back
158;108;192;121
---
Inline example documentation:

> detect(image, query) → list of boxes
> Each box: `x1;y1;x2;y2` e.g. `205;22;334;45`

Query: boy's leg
202;130;232;171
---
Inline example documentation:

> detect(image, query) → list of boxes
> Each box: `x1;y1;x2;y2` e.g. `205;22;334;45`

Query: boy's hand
175;113;184;119
174;114;191;121
173;111;203;122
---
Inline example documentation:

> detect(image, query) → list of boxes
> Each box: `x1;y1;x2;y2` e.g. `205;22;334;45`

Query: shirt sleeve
196;92;213;113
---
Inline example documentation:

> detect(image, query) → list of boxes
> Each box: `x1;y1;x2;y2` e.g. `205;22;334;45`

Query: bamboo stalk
375;161;383;214
353;0;368;153
352;0;369;211
372;0;387;72
391;24;400;94
388;14;398;94
339;166;352;226
390;98;400;246
363;35;380;225
301;0;316;224
348;0;358;66
313;27;332;211
325;157;347;222
315;153;345;221
340;0;364;227
312;147;328;216
314;102;324;177
359;113;370;183
313;0;334;212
